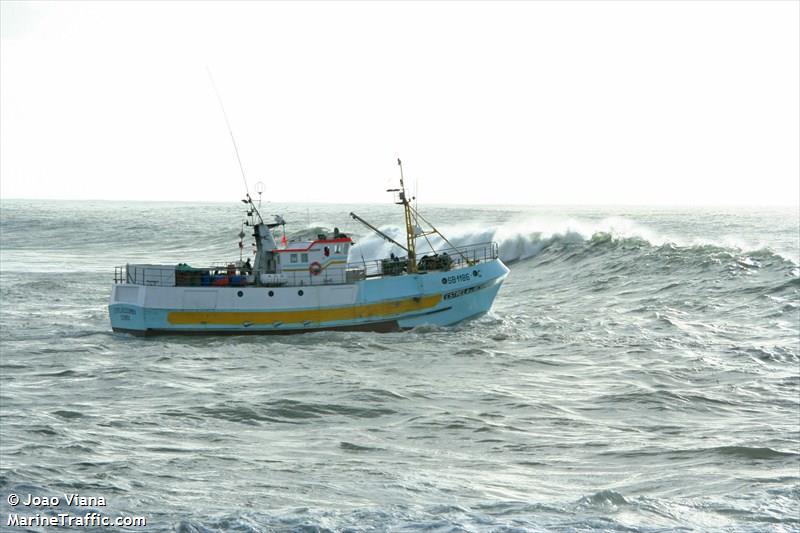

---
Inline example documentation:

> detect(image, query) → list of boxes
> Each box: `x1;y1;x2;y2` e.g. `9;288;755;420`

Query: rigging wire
411;206;469;262
206;66;250;197
405;163;435;255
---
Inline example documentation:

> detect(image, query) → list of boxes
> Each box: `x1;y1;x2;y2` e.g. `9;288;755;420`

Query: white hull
109;259;508;336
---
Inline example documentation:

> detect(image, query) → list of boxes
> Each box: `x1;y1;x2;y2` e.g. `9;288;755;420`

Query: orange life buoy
309;261;322;276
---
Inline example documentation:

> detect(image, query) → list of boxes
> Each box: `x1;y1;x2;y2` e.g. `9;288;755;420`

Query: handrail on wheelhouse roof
276;237;353;253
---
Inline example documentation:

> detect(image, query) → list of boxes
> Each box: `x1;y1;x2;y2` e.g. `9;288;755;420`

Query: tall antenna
206;66;250;196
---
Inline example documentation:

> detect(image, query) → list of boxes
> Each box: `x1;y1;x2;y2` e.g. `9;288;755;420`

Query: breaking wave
348;217;799;269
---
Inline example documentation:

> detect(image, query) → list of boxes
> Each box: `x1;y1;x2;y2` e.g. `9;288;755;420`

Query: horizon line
1;196;799;209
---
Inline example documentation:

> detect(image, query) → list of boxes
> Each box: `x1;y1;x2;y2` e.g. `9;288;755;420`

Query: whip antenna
206;66;250;196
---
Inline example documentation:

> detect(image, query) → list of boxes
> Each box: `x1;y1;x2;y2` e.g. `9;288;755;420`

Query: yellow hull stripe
167;294;442;325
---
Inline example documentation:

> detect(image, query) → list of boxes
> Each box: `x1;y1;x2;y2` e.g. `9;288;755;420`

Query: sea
0;200;798;532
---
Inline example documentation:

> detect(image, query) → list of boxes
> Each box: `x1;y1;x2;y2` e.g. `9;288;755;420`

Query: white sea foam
283;212;798;268
349;215;799;266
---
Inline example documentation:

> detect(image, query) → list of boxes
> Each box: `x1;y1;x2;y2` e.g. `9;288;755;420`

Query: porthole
441;278;447;285
298;290;304;296
268;290;274;297
473;270;479;277
237;290;244;297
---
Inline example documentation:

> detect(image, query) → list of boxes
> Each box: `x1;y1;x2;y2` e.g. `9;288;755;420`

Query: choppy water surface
1;200;798;532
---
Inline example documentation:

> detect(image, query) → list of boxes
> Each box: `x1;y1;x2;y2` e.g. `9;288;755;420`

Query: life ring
309;261;322;276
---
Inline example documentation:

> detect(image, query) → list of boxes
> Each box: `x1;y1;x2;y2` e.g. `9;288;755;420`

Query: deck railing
115;241;499;288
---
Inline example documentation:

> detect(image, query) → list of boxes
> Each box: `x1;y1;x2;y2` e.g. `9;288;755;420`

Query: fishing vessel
108;161;508;336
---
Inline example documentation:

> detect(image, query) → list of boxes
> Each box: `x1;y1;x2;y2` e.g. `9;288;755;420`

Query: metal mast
391;158;417;273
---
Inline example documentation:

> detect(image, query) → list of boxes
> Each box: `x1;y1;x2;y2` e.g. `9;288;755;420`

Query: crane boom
349;212;408;252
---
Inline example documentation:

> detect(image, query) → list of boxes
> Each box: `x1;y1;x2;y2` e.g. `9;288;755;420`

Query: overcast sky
1;1;798;205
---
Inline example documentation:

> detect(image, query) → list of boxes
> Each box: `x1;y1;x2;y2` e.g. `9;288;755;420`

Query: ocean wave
2;202;798;533
194;399;397;425
349;217;799;273
578;489;630;508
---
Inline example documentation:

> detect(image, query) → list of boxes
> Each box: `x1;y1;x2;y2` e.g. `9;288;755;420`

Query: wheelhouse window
290;254;298;263
301;253;308;263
